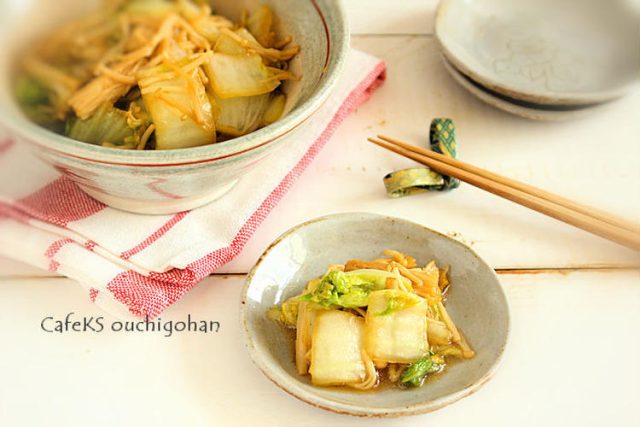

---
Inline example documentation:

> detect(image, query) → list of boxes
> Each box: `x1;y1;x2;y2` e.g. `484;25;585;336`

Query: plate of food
241;213;510;417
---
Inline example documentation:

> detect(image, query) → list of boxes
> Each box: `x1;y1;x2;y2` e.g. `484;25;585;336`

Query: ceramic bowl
0;0;349;214
442;56;602;121
436;0;640;105
241;213;510;417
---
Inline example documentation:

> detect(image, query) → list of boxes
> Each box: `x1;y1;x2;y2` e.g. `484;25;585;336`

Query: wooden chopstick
377;134;638;233
368;136;640;251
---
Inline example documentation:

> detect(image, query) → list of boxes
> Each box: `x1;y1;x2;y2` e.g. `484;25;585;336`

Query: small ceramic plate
442;56;603;121
436;0;640;105
241;213;510;417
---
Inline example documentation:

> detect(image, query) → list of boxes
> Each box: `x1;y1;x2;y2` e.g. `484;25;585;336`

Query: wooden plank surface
0;270;638;426
345;1;438;35
0;256;54;278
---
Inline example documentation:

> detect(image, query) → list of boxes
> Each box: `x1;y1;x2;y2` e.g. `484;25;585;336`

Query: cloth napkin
0;49;386;319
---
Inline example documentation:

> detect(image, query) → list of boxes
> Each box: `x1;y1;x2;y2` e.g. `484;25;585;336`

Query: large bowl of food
0;0;349;213
241;213;510;417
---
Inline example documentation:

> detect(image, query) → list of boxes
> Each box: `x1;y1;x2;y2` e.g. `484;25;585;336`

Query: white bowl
442;56;601;121
436;0;640;105
241;213;510;417
0;0;349;214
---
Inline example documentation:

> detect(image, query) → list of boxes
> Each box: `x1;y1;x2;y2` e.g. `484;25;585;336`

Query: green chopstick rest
383;118;460;198
429;118;460;190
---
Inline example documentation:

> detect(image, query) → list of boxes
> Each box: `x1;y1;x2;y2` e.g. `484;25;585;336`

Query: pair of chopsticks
368;135;640;251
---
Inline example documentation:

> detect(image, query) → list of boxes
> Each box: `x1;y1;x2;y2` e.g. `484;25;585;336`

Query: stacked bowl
435;0;640;120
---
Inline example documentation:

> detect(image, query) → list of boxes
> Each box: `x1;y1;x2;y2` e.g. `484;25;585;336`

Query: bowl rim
240;212;511;417
435;0;638;105
0;0;350;167
442;55;595;121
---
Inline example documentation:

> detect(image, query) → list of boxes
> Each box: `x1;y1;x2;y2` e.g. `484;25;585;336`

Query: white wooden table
1;2;639;425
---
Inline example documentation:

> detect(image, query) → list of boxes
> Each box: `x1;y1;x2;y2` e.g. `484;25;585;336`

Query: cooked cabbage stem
15;0;299;150
270;251;475;390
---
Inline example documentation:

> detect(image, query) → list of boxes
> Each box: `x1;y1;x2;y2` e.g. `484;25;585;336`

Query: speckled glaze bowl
442;56;601;121
0;0;349;214
241;213;510;417
436;0;640;105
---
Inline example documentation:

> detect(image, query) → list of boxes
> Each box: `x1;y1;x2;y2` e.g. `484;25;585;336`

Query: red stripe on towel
106;270;195;317
44;238;74;272
44;238;74;258
120;211;189;260
48;260;60;272
89;288;99;302
18;177;106;227
0;139;15;157
0;203;32;224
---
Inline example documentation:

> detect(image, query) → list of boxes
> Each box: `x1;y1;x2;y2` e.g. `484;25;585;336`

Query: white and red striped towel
0;49;386;318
